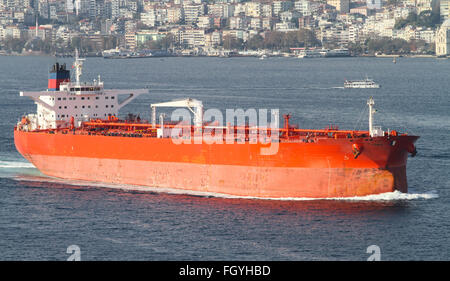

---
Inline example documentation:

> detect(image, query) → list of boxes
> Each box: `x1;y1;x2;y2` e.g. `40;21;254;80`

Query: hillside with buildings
0;0;449;57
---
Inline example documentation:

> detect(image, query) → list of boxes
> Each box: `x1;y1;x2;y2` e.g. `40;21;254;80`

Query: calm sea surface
0;56;449;260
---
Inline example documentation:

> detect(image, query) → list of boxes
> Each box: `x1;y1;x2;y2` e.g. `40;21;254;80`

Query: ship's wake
0;160;35;169
6;170;439;202
324;190;439;201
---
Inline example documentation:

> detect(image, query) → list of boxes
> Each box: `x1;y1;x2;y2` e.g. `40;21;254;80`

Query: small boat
297;49;323;58
344;77;380;88
393;57;396;64
259;54;267;60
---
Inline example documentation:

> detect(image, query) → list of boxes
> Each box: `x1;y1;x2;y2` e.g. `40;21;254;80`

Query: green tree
158;34;176;50
260;30;320;50
366;37;411;55
246;34;264;50
142;39;160;49
296;29;320;47
347;42;366;55
395;11;441;29
263;32;284;49
3;37;27;53
103;36;118;50
223;35;244;50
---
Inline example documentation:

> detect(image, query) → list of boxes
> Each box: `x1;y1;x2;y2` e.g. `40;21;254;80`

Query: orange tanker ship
14;55;419;199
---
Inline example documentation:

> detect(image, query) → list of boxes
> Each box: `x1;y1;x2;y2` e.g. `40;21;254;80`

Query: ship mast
367;96;375;137
35;16;38;38
73;49;85;85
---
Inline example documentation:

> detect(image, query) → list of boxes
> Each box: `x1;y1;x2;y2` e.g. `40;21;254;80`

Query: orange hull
14;129;418;198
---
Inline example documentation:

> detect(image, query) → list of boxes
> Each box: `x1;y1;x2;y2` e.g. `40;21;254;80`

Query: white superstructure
297;49;325;58
19;52;148;131
367;96;384;137
344;77;380;88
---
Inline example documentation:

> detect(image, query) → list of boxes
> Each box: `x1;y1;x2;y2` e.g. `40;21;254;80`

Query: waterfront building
167;7;183;24
180;28;206;48
1;25;21;39
367;0;381;10
441;0;450;23
295;0;320;17
197;15;213;29
125;32;136;50
262;17;273;30
436;19;450;57
416;0;433;14
250;17;262;29
136;30;166;46
273;1;292;16
327;0;350;13
416;28;435;44
141;11;157;27
183;3;205;25
207;3;234;18
245;2;262;18
229;16;249;29
111;0;120;19
275;21;297;31
280;10;301;22
261;3;273;17
205;30;222;47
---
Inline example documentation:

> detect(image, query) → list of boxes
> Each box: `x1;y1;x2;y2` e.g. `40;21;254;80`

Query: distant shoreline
0;51;445;59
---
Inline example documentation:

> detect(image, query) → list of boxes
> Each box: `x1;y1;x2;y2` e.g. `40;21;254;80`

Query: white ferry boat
325;48;350;57
297;49;324;58
344;77;380;88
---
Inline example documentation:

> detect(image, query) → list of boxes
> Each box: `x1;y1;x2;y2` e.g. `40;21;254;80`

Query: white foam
13;175;438;201
324;190;439;201
0;160;35;169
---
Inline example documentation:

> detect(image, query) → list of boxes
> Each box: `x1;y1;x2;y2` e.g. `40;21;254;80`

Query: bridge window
111;96;115;99
106;105;108;108
81;97;85;100
105;96;109;99
58;98;61;100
